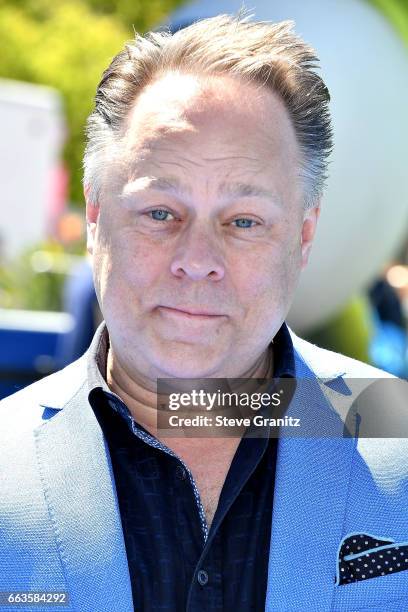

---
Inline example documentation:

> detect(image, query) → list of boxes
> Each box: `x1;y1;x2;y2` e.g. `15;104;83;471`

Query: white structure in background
0;79;65;260
168;0;408;332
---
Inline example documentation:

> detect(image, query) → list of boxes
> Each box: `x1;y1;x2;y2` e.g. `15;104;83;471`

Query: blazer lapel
33;362;133;612
265;340;358;611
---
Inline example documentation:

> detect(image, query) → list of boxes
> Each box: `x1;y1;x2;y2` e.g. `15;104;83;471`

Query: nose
170;224;225;281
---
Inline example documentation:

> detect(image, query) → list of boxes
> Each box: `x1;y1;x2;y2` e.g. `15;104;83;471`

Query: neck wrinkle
104;340;275;434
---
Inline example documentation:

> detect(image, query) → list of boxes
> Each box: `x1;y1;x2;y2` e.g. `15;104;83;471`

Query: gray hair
83;13;333;209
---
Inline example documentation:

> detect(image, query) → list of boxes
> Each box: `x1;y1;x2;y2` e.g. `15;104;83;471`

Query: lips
158;306;225;319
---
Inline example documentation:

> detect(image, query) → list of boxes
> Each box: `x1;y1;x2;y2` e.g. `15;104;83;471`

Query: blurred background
0;0;407;398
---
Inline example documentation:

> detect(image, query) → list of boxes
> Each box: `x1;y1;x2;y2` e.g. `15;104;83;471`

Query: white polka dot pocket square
336;532;408;585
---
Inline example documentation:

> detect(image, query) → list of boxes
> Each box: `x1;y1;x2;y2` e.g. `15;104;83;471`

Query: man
1;14;407;612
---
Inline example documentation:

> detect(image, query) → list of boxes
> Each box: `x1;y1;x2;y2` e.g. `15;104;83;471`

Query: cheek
230;237;301;313
274;245;302;318
94;227;167;302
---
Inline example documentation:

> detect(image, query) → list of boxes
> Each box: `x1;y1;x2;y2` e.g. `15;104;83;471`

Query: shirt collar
270;321;296;379
87;322;112;395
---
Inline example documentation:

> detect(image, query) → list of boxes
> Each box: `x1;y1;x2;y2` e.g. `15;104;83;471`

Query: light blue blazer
1;324;407;611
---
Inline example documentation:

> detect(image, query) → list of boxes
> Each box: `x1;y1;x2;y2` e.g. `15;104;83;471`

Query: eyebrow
147;176;277;201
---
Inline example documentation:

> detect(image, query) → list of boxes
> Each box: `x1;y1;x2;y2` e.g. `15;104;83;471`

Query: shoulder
288;326;395;380
0;355;88;433
287;328;408;478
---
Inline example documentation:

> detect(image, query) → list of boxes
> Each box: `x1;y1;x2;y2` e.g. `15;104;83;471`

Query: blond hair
83;13;332;209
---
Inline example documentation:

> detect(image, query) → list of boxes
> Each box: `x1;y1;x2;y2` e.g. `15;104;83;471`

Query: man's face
86;72;319;381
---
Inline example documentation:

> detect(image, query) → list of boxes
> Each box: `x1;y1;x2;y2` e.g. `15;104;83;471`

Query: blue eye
233;218;257;228
149;209;174;221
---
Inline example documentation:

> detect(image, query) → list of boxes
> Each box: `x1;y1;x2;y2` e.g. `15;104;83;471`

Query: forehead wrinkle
218;181;276;200
201;156;259;163
126;148;204;182
149;175;191;197
125;173;281;206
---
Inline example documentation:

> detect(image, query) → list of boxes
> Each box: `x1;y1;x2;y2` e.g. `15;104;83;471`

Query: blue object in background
0;259;99;401
0;309;74;399
368;278;408;379
369;316;408;379
54;258;98;370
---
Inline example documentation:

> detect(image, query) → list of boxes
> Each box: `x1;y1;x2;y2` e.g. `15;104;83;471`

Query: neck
105;342;275;440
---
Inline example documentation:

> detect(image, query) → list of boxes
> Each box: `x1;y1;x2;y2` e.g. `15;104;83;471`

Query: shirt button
197;569;209;586
175;465;187;480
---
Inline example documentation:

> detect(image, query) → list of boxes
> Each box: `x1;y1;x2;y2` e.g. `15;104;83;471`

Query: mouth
157;306;226;320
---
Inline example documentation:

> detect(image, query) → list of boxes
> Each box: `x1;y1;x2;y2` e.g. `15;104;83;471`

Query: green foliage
78;0;186;33
0;240;85;311
367;0;408;43
305;296;374;364
0;0;185;205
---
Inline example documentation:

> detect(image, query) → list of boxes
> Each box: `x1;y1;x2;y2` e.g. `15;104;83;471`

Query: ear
84;185;100;255
300;202;321;270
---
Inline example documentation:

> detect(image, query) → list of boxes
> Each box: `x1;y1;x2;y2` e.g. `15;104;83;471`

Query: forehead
109;71;300;197
126;71;276;132
127;72;296;145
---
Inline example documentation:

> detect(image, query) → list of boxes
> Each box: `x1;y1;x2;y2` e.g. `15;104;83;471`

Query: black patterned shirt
87;322;295;611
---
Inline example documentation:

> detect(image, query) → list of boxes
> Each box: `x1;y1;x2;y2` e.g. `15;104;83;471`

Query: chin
157;361;217;380
153;348;221;379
